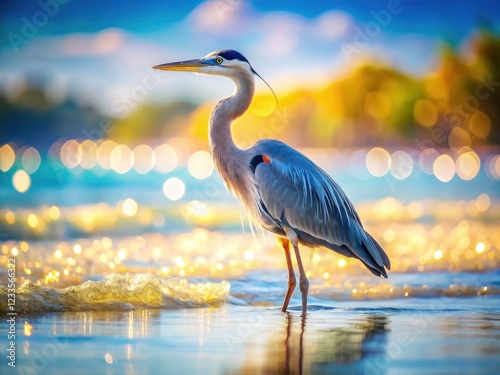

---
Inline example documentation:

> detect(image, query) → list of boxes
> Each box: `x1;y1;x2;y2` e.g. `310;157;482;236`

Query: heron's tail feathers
367;232;391;270
349;232;391;279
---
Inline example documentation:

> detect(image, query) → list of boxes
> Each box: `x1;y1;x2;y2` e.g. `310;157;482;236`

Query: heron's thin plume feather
251;68;278;104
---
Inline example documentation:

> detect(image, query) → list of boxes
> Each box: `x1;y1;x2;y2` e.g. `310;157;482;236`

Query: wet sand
4;297;500;375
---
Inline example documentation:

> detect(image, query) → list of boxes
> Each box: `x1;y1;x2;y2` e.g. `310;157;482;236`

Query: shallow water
4;298;500;375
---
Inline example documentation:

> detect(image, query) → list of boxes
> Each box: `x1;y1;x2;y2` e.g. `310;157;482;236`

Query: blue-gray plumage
153;49;391;314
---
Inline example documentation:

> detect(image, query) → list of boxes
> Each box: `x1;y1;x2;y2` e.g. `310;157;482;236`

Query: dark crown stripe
218;49;249;63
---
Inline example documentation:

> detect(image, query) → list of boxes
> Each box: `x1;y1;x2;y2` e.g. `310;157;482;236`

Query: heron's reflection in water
235;310;390;375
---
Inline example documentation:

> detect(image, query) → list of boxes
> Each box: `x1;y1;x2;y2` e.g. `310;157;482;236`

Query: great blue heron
153;50;391;314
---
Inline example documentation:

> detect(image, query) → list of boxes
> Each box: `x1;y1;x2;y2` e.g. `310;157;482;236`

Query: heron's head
153;49;276;99
153;49;255;77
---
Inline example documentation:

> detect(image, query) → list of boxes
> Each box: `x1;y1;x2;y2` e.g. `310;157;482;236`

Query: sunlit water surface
2;299;499;375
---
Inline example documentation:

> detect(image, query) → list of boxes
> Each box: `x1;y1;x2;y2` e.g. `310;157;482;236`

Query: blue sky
1;0;499;116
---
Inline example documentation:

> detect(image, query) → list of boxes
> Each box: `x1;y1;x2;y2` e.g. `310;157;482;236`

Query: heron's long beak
152;59;206;72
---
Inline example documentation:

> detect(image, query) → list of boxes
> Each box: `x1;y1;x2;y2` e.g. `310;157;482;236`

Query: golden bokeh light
413;99;438;127
21;147;41;174
366;147;391;177
456;151;480;180
5;211;16;224
163;177;185;201
390;150;413;180
48;206;60;220
448;127;471;149
97;140;118;170
121;198;138;217
110;144;134;174
251;97;277;117
154;144;178;173
73;244;82;254
151;247;162;260
12;170;31;193
476;193;490;212
475;242;485;254
188;150;214;180
24;322;32;337
133;144;155;174
469;110;491;139
433;154;455;182
27;213;39;228
0;144;15;172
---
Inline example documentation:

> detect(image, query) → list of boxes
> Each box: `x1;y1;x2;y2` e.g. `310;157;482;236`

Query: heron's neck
209;71;254;162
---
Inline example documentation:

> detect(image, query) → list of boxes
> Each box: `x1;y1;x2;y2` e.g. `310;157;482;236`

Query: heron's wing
252;140;390;274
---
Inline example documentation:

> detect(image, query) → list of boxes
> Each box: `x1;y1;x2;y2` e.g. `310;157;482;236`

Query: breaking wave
0;273;230;313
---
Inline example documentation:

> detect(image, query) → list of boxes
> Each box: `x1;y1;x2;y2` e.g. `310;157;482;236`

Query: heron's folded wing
253;140;385;269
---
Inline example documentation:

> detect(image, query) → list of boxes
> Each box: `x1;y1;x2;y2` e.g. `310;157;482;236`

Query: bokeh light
60;140;82;169
413;99;438;127
48;206;60;220
476;193;490;212
12;170;31;193
366;148;391;177
154;144;178;173
390;151;413;180
110;145;134;174
188;150;214;180
469;110;491;139
21;147;41;174
456;151;480;180
433;154;455;182
133;144;155;174
488;155;500;179
27;213;39;228
79;140;98;169
0;144;15;172
419;148;440;175
448;127;471;149
97;140;118;170
121;198;138;217
163;177;185;201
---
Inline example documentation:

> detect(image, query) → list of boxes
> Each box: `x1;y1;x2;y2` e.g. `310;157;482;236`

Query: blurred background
0;0;499;300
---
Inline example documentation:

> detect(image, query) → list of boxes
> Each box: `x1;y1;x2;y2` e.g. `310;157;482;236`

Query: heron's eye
215;57;223;64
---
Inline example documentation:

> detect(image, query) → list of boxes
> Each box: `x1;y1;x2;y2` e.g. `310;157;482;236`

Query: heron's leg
284;228;309;314
278;237;296;313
